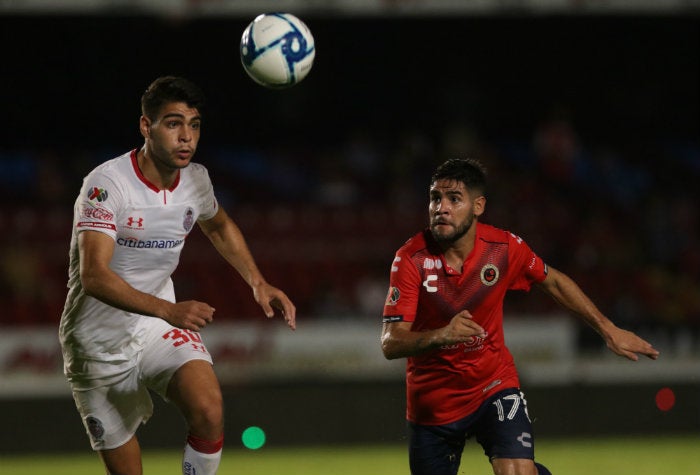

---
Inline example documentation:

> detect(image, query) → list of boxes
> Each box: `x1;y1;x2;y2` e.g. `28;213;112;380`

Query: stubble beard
431;214;475;244
147;140;193;171
154;149;191;172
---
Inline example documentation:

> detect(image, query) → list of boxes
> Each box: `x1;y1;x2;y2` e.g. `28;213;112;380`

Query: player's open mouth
432;220;450;227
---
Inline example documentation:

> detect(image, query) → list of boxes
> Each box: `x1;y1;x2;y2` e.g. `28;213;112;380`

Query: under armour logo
517;432;532;448
127;217;144;227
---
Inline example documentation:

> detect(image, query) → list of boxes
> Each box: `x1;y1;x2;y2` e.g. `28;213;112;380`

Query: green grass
1;435;698;474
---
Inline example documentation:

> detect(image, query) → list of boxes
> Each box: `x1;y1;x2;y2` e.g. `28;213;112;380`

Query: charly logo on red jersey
87;186;108;203
422;258;443;293
480;263;500;286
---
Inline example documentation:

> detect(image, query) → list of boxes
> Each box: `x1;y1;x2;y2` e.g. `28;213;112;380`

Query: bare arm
537;266;659;361
79;230;215;331
381;310;487;360
198;207;296;330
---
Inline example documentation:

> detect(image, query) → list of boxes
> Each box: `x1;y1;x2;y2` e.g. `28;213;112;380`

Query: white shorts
69;320;213;451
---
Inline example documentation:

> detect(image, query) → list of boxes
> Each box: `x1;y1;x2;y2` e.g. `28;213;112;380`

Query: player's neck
444;244;472;273
441;224;478;272
137;148;179;190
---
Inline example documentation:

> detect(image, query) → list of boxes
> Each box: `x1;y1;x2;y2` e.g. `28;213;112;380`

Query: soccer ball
240;13;315;89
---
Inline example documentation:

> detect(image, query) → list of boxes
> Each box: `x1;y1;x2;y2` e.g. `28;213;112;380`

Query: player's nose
434;199;449;213
180;127;194;142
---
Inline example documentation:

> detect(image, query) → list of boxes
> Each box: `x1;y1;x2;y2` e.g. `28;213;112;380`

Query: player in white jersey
59;76;296;475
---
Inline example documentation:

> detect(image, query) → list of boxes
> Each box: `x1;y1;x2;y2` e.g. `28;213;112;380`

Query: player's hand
253;282;297;330
443;310;487;343
605;326;660;361
164;300;215;332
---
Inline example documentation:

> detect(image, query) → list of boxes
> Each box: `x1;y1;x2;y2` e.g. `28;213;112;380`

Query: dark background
0;11;698;450
1;13;697;335
1;15;697;148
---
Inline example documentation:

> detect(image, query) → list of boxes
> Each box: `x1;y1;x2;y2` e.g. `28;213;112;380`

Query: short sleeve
191;163;218;221
74;171;122;240
507;232;548;291
382;250;422;323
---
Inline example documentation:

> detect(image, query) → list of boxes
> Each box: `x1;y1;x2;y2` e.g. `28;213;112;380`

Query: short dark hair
140;76;206;121
430;158;487;197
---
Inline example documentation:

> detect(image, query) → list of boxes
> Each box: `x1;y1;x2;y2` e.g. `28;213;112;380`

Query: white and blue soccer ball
240;13;315;89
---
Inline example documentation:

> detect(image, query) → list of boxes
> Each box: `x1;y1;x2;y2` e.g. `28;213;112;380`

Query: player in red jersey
381;158;659;475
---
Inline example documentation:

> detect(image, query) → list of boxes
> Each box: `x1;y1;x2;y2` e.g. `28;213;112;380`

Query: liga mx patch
480;263;499;286
88;186;109;203
385;286;400;306
86;416;105;441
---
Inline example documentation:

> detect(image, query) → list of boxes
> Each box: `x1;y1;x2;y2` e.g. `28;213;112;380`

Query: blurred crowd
1;115;698;350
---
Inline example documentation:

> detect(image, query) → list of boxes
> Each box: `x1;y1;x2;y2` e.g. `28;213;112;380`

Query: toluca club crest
183;207;195;231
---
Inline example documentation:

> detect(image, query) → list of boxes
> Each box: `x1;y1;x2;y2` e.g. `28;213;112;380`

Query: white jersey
59;149;218;379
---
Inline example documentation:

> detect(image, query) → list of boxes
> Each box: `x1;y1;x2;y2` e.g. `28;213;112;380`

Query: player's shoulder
88;150;133;179
477;222;518;244
189;161;208;171
181;161;211;182
478;222;532;255
477;222;509;242
397;230;432;257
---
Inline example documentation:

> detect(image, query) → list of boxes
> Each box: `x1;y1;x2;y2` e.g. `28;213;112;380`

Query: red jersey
382;222;548;425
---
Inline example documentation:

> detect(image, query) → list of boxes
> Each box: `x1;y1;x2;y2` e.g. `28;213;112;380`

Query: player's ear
473;195;486;217
139;115;151;138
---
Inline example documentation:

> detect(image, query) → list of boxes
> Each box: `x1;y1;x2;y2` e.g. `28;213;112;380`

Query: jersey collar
130;149;181;192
